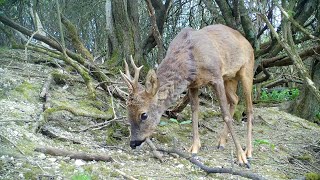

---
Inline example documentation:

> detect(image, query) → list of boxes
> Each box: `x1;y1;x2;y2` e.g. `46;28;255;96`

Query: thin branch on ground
71;116;126;132
0;119;37;123
107;85;117;119
40;126;81;144
157;147;266;180
34;146;113;162
145;138;164;162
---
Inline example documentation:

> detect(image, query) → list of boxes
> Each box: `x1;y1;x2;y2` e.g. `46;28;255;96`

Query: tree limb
145;0;164;64
259;13;320;103
34;146;113;162
157;147;266;180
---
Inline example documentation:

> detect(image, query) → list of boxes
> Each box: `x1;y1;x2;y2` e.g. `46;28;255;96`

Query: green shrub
260;88;300;102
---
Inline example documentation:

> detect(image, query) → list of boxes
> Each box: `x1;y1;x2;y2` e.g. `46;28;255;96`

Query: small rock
176;164;184;168
75;159;86;166
48;157;57;162
38;153;46;160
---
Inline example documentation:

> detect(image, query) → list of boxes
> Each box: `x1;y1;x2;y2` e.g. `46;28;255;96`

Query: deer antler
120;55;143;92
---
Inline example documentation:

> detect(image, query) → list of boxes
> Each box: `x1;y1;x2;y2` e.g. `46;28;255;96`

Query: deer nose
130;140;144;149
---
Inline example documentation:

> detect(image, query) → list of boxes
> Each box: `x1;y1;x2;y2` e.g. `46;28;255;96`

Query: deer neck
156;56;197;113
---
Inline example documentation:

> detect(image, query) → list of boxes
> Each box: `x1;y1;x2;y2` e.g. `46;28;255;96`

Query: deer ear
145;69;159;96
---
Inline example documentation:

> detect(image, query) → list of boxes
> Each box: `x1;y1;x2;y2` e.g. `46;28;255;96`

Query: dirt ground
0;49;319;180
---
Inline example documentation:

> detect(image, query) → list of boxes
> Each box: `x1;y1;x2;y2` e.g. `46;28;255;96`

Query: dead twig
107;86;117;119
145;138;164;162
71;116;125;132
157;147;266;180
34;146;113;162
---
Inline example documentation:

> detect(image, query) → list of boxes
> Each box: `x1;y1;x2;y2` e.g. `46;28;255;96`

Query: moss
11;80;39;102
106;51;121;73
233;104;245;123
16;135;37;155
305;172;320;180
296;153;313;162
0;89;6;100
22;163;46;179
201;109;221;119
52;70;69;85
78;99;106;115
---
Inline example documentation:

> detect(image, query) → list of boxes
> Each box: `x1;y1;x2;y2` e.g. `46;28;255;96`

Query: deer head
120;56;161;149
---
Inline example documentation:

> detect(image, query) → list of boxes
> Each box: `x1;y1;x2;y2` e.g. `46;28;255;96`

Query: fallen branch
35;146;113;162
145;138;164;162
157;147;266;180
40;126;81;144
40;73;53;99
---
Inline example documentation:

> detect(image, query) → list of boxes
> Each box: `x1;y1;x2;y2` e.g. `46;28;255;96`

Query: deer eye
140;113;148;121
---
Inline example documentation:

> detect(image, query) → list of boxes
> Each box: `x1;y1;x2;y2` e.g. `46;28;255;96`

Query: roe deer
121;24;254;167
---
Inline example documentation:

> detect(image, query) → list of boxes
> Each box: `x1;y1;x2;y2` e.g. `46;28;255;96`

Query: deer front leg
188;88;201;154
212;81;249;167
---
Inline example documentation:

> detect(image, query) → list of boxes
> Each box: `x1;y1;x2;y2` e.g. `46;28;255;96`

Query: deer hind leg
239;67;254;159
212;80;249;167
217;79;239;149
188;88;201;154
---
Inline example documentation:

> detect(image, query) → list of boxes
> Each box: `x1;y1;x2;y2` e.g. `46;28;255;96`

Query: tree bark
111;0;142;63
289;59;320;123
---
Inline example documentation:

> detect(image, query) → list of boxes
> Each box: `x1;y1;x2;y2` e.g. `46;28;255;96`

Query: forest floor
0;49;319;180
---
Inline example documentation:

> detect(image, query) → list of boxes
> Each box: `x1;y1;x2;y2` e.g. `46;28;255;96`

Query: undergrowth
259;88;300;102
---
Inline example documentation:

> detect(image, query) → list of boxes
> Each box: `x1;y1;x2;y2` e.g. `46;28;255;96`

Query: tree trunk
110;0;142;64
289;59;320;124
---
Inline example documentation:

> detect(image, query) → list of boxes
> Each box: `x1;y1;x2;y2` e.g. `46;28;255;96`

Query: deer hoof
217;145;225;150
191;153;198;157
238;162;251;169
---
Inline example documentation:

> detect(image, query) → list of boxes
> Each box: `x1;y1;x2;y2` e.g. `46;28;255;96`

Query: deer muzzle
130;140;145;149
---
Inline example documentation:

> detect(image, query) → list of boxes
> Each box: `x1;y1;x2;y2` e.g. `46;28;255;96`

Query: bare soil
0;49;319;179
